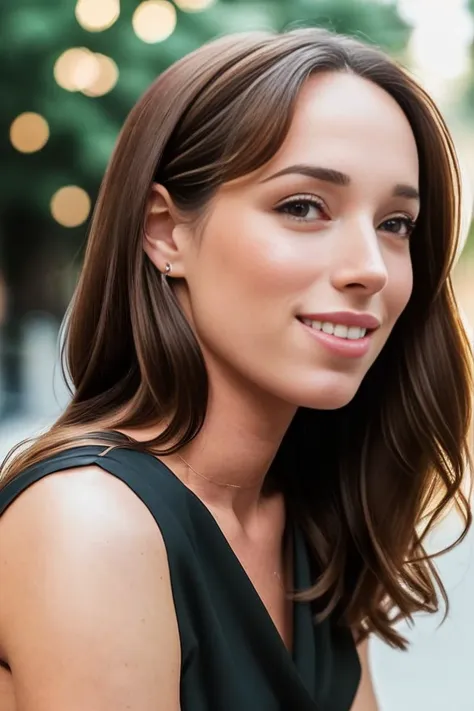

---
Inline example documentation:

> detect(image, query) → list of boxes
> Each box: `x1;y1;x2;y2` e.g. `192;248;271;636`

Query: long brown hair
2;28;472;648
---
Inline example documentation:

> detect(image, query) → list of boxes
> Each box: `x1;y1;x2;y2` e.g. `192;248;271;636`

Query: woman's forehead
219;72;419;199
266;73;419;184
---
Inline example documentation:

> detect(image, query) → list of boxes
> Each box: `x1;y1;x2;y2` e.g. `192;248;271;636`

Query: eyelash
275;194;327;222
274;194;417;239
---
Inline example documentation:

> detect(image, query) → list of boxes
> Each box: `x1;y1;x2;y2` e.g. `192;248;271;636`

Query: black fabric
0;446;361;710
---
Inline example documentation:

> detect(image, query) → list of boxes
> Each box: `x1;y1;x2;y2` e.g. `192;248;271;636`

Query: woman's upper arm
0;466;181;711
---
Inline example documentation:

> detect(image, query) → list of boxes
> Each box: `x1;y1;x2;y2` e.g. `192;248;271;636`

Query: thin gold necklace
176;452;287;586
176;452;258;490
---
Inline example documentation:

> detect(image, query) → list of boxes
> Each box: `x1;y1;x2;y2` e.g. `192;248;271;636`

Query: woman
0;28;472;711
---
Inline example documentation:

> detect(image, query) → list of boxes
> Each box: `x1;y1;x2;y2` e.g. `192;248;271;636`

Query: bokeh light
75;0;120;32
174;0;216;11
132;0;177;43
82;54;119;97
9;113;50;153
54;48;100;92
50;186;91;227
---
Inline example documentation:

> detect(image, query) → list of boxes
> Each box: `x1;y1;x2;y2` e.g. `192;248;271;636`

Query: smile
300;318;367;340
297;315;378;359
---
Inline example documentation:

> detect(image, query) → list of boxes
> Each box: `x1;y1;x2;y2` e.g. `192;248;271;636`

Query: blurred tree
463;0;474;250
467;0;474;103
0;0;411;228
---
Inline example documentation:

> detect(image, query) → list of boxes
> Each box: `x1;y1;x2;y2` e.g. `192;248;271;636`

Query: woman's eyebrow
261;163;420;203
392;184;420;201
261;164;350;186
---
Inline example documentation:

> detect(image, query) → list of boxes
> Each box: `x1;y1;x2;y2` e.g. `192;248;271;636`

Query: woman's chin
285;373;364;411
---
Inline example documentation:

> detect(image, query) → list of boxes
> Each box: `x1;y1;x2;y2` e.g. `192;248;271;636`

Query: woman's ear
143;183;188;277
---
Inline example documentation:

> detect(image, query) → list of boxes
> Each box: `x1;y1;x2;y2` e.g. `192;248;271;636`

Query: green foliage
461;0;474;115
0;0;412;238
463;219;474;257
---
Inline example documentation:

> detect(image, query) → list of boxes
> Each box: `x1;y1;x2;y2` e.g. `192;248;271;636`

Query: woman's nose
330;220;389;295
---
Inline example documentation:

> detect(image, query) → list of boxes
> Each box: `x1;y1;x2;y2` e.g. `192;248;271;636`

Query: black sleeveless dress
0;445;361;710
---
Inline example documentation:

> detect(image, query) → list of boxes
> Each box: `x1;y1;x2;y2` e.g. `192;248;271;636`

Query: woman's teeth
300;318;367;340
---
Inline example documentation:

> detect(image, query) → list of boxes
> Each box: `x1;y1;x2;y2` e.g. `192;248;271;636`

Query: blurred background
0;0;473;708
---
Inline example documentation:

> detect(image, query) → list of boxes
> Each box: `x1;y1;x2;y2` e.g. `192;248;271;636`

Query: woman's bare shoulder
0;465;181;711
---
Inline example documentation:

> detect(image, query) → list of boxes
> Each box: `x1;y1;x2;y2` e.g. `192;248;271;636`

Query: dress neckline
125;447;318;700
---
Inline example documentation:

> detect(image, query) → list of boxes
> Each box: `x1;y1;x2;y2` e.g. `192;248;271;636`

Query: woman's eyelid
275;195;416;218
381;203;419;222
273;193;418;227
275;193;329;211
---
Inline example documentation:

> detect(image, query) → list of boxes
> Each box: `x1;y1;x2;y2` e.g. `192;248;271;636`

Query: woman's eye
379;216;416;239
275;197;326;222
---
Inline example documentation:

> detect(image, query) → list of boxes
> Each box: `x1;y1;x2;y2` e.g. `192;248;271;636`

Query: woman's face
174;71;419;410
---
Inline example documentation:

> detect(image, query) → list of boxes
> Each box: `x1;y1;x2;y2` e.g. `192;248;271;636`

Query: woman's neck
122;375;297;527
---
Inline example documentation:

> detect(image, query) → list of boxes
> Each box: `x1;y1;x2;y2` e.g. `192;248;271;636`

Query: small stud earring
163;262;172;276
